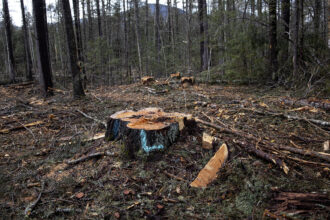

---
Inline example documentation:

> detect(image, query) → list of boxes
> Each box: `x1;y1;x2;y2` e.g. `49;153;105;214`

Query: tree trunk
198;0;208;71
269;0;278;80
32;0;53;96
61;0;85;97
145;0;149;74
187;0;192;74
20;0;33;81
281;0;290;63
133;0;142;77
95;0;103;37
87;0;93;40
73;0;87;88
2;0;16;82
293;0;300;77
155;0;160;63
328;0;330;47
257;0;262;16
314;0;321;34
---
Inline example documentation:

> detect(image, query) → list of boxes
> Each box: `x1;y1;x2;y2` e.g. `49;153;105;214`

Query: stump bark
105;108;192;158
181;76;195;88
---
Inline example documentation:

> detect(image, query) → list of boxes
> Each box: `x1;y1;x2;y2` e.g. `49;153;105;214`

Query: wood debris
141;76;155;85
191;143;228;188
202;132;216;149
0;120;43;134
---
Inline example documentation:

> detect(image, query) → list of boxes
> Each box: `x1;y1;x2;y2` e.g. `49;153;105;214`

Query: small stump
141;76;155;85
181;76;195;88
105;108;192;158
170;72;181;79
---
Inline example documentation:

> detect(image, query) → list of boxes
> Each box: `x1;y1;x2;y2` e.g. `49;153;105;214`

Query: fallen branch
76;109;107;127
234;140;289;174
244;108;330;127
24;181;45;217
0;120;43;134
280;98;330;111
196;118;330;164
163;170;186;182
66;151;115;165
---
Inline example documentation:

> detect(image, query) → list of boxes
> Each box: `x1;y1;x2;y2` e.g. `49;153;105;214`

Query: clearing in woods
0;82;329;219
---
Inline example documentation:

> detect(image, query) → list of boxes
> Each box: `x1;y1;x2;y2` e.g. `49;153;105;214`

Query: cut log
170;72;181;79
105;108;193;158
141;76;155;85
181;76;195;88
190;143;228;188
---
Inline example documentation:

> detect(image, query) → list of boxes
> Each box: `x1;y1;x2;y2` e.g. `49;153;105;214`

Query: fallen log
105;108;193;158
245;108;330;127
196;118;330;164
280;98;330;111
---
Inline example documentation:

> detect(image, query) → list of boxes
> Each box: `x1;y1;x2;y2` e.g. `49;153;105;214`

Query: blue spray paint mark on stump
112;120;120;139
140;130;164;153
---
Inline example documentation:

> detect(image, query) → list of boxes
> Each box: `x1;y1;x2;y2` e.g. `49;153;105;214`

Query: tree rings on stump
105;108;193;158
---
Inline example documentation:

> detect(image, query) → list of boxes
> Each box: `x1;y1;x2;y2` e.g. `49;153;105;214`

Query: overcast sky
0;0;182;26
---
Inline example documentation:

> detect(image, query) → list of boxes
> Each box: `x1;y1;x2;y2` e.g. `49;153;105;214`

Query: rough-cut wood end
141;76;155;85
105;108;193;158
190;143;228;188
170;72;181;79
202;132;215;150
181;77;195;87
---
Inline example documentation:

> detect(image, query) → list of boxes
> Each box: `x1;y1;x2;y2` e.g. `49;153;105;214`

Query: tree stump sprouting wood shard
105;108;193;158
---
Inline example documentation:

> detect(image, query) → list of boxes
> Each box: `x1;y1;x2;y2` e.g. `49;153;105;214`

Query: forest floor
0;81;329;219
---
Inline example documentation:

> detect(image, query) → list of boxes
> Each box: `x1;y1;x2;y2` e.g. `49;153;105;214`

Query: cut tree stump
170;72;181;79
181;77;195;88
105;108;193;158
141;76;155;85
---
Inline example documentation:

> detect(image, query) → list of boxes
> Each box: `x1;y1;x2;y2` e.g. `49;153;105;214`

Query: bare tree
61;0;85;97
2;0;16;82
133;0;142;77
155;0;160;63
32;0;53;96
281;0;290;63
20;0;33;81
269;0;278;79
95;0;102;37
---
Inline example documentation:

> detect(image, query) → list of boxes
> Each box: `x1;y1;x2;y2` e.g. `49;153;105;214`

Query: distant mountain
147;3;184;18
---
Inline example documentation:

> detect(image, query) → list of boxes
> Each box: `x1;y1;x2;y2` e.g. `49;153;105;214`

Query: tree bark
32;0;53;96
61;0;85;97
73;0;87;88
133;0;142;77
145;0;149;74
281;0;290;63
87;0;93;40
95;0;103;37
2;0;16;82
269;0;278;80
293;0;300;77
314;0;321;34
20;0;33;81
155;0;160;63
198;0;208;71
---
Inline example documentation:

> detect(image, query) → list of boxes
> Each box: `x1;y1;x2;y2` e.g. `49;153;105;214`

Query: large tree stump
141;76;155;85
105;108;192;158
